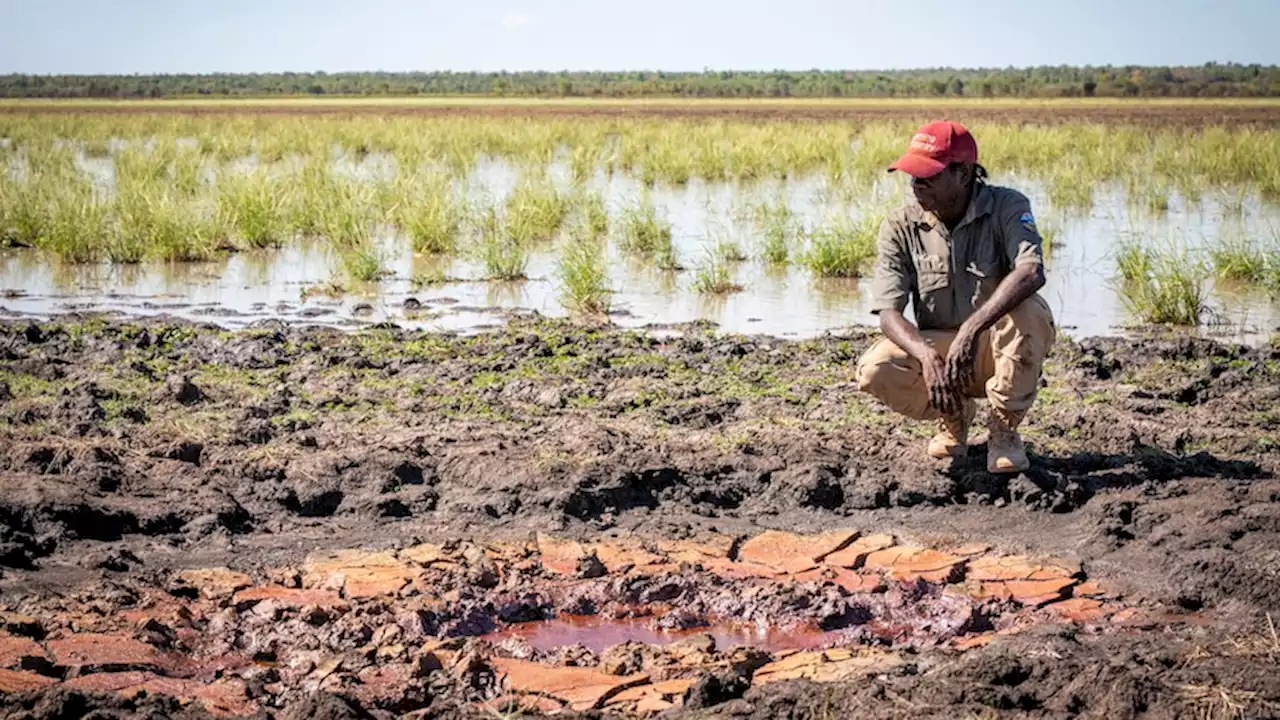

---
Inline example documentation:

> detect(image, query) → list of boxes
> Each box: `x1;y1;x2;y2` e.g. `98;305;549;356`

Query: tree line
2;65;1278;99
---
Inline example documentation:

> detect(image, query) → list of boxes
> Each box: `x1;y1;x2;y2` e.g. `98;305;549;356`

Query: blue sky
1;0;1276;74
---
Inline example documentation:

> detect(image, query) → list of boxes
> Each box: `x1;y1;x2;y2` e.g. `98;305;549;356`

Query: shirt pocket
915;254;950;293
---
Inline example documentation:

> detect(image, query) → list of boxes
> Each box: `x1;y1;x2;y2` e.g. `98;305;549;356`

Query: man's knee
856;340;904;396
992;294;1055;361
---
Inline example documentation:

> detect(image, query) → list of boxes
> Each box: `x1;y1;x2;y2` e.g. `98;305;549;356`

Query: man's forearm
880;309;935;362
960;263;1046;337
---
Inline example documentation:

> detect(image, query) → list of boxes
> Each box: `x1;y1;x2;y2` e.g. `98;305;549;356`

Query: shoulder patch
1019;210;1036;231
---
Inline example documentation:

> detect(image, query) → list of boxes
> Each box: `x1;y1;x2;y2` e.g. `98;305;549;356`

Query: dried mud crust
4;102;1280;127
0;530;1268;719
0;316;1278;718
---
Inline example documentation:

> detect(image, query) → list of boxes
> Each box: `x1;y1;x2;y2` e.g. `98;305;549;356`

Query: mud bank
0;316;1278;718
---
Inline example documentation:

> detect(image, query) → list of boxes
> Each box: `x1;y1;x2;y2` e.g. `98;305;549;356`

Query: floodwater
2;156;1278;342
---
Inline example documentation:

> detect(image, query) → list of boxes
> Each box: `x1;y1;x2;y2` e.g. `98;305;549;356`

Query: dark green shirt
869;185;1045;331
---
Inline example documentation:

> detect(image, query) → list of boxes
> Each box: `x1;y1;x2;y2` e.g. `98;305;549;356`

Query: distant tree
1;65;1277;99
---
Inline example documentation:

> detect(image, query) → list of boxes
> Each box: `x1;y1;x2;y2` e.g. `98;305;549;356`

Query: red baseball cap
887;121;979;178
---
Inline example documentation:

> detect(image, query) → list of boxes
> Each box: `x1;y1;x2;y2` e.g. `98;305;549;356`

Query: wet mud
0;316;1278;718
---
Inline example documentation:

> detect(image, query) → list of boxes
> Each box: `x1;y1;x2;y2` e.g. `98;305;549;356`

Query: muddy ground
5;101;1280;127
0;315;1278;718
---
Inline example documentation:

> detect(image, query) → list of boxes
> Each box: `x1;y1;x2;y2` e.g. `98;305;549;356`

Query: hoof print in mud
166;376;205;406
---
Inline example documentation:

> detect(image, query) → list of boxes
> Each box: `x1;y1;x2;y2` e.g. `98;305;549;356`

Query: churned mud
0;316;1278;718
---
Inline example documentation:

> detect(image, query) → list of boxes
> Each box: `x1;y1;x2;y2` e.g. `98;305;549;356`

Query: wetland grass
398;178;465;255
38;188;112;263
477;209;529;281
114;189;223;262
752;198;799;265
505;175;571;245
217;170;290;249
690;249;743;295
1209;228;1278;285
337;243;385;283
577;192;610;238
1114;239;1209;326
801;215;878;278
556;225;611;315
320;180;386;282
618;198;678;270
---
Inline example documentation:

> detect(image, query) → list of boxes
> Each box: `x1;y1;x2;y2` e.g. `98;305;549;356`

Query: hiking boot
927;400;976;460
987;410;1030;473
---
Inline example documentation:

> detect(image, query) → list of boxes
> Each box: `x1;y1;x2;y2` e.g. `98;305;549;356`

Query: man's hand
922;349;961;416
945;329;979;395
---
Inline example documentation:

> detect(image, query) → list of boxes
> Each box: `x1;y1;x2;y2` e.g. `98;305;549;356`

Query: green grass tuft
618;198;678;269
1114;239;1209;326
690;249;743;294
217;170;289;249
477;209;529;280
557;225;611;314
801;214;877;277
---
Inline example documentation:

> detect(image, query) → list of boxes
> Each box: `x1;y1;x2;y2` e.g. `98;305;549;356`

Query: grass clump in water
319;180;386;282
38;189;112;263
690;249;743;295
618;198;678;270
218;170;289;249
0;175;52;247
557;225;611;315
288;161;337;237
801;214;878;278
754;199;799;265
337;243;385;282
477;209;529;280
399;180;464;254
577;192;610;238
1209;229;1277;284
506;176;571;245
115;189;224;262
1114;239;1209;326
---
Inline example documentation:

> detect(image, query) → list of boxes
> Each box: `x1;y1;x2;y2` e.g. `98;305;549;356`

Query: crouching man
857;121;1055;473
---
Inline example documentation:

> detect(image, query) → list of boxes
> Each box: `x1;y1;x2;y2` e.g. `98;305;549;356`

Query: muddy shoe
927;400;975;459
987;428;1030;473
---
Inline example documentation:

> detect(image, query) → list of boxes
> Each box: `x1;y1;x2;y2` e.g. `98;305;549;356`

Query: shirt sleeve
1000;191;1045;268
869;217;913;315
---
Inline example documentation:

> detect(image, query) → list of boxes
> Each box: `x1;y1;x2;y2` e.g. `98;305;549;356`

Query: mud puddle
484;616;832;655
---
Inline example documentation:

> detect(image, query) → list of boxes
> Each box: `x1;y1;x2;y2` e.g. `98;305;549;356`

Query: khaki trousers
856;295;1056;422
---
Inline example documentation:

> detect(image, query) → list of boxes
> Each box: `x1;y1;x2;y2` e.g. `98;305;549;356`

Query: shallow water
482;616;832;655
2;159;1278;341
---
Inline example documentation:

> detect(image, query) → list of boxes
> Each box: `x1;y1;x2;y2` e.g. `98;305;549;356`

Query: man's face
911;164;969;216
